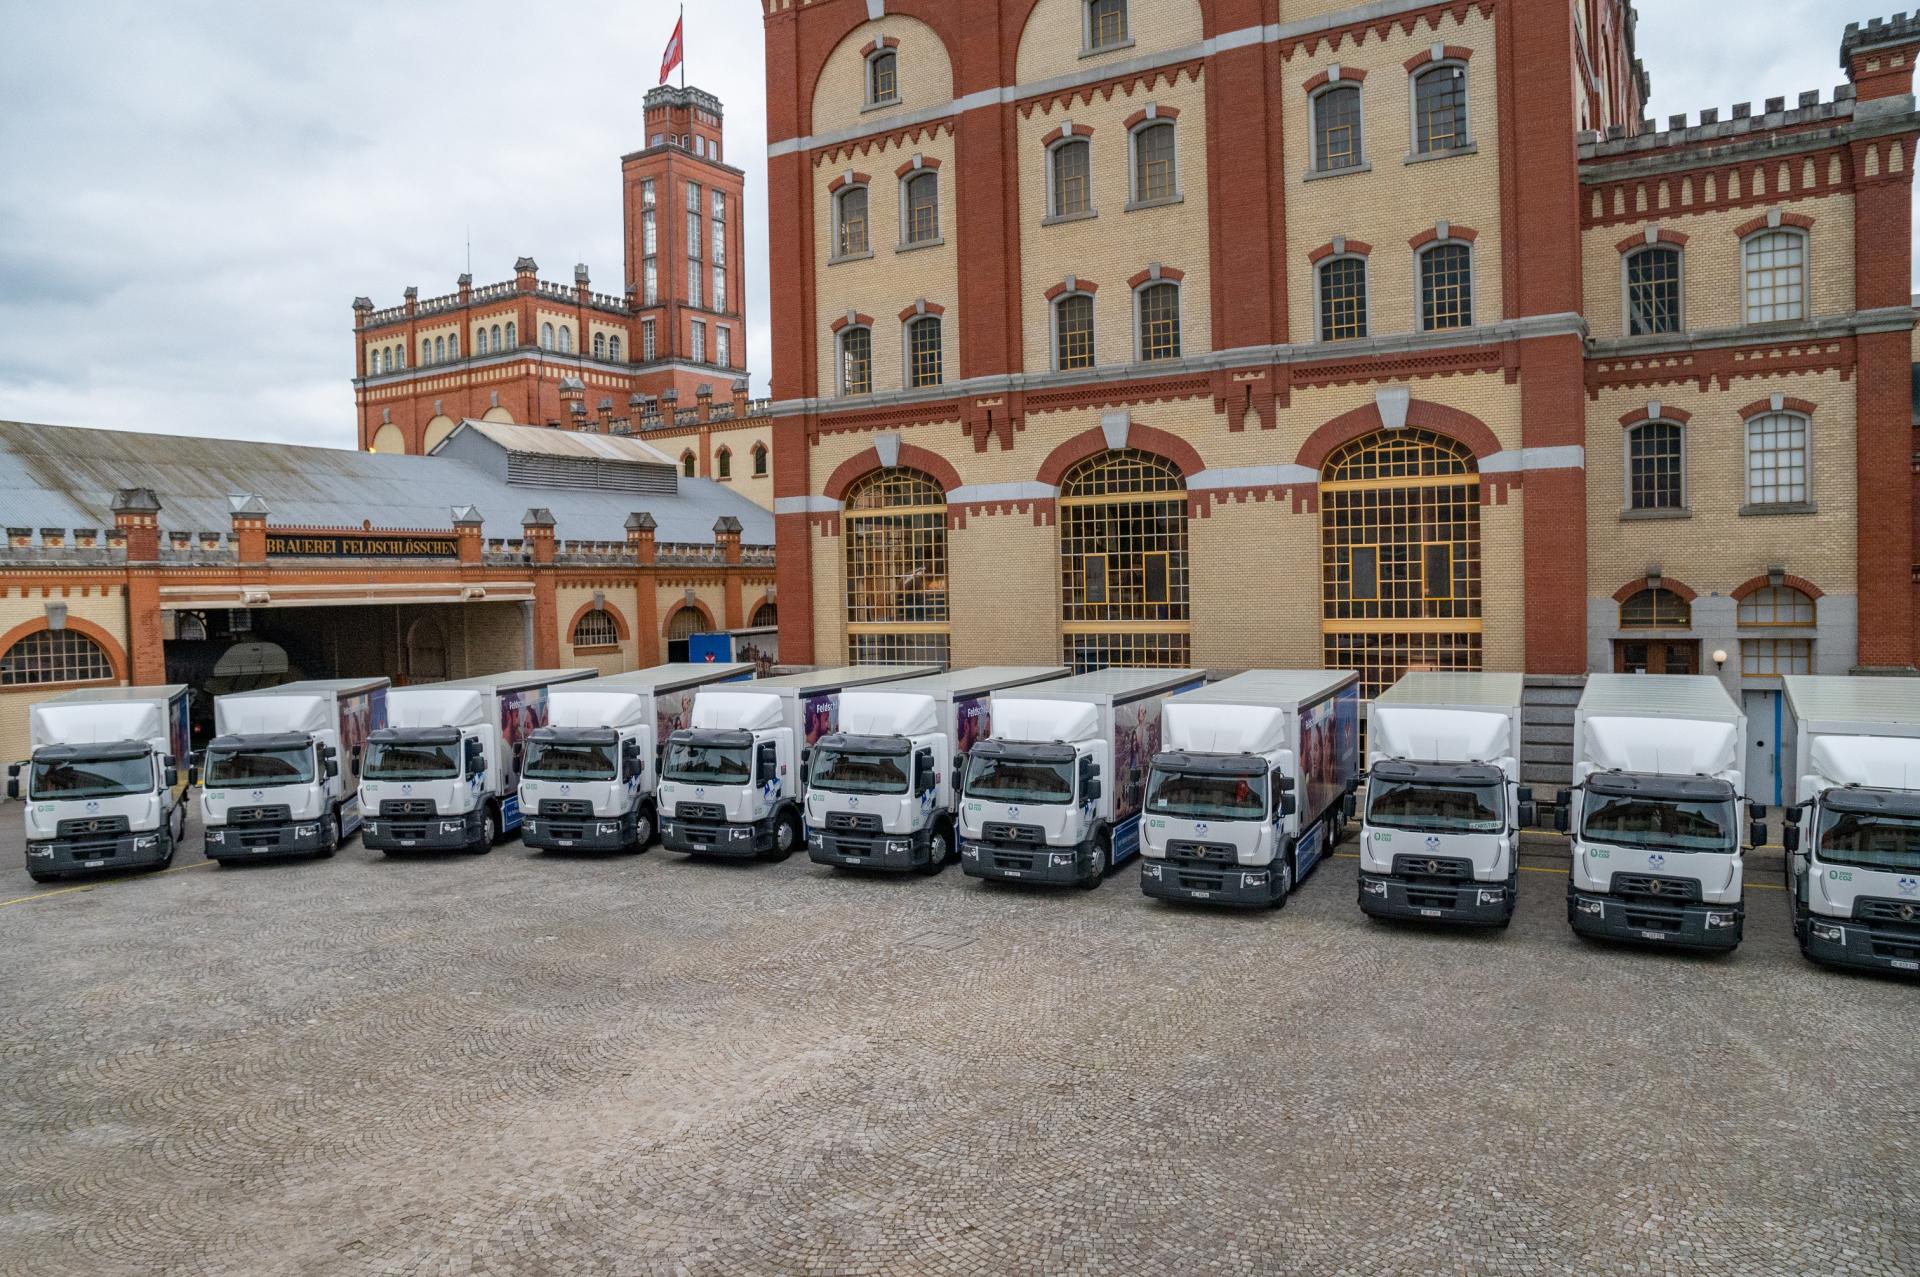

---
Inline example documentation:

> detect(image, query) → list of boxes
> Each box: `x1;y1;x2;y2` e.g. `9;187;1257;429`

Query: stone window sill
1124;194;1184;213
1740;501;1818;517
1081;37;1135;59
572;644;621;655
1405;142;1479;165
828;249;875;266
862;97;901;115
1042;209;1099;227
1620;506;1690;521
1303;161;1372;183
896;237;946;254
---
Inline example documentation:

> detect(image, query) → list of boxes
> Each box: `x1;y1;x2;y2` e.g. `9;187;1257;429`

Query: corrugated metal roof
443;420;676;467
0;419;770;546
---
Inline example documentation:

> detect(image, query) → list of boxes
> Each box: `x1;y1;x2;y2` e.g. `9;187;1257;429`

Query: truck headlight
1811;921;1846;944
1576;897;1604;915
729;826;752;841
1142;862;1161;880
885;839;911;855
808;834;824;850
205;829;226;843
522;818;538;833
134;834;158;851
363;820;379;834
1704;911;1736;930
295;824;319;839
1051;853;1073;867
1363;879;1387;897
27;845;53;859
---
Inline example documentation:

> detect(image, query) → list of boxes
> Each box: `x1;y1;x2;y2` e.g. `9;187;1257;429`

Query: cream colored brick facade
810;14;954;138
1013;0;1203;85
0;585;130;764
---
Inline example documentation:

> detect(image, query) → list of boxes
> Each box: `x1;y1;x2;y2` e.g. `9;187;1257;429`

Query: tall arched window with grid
843;469;950;667
1320;430;1481;697
1058;450;1190;672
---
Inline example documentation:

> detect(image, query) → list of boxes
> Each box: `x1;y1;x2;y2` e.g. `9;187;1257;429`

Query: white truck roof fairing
267;677;392;698
36;685;188;707
1807;735;1920;791
434;669;598;694
1003;668;1208;707
592;663;754;692
1163;703;1288;755
545;689;655;731
875;667;1070;699
1374;672;1525;713
215;692;332;738
1785;676;1920;793
1578;675;1741;782
1369;706;1512;765
387;688;489;730
1170;669;1357;709
748;666;940;693
1579;674;1740;723
30;692;182;749
691;691;786;732
990;698;1102;745
837;691;941;738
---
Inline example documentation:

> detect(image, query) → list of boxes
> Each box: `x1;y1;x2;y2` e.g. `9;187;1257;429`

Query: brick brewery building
759;0;1920;788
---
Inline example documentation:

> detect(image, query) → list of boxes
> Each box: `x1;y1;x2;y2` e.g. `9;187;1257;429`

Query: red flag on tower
659;13;684;86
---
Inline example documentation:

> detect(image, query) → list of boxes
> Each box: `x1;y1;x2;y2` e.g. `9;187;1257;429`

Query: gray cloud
0;1;1896;448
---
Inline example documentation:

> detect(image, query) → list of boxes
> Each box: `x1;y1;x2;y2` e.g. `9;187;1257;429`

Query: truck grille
227;804;290;826
1167;840;1236;867
1855;897;1920;933
825;811;881;833
57;815;129;838
1392;854;1474;882
381;799;435;817
676;802;725;821
983;822;1044;845
540;799;591;817
1612;873;1701;904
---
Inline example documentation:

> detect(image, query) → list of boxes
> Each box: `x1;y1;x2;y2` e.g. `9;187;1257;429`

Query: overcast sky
0;0;1890;450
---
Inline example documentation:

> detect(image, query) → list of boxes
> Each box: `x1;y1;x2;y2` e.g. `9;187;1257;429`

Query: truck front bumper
1567;885;1743;950
808;827;930;871
522;811;635;853
661;816;767;858
1803;916;1920;974
959;838;1096;885
24;831;170;877
363;810;480;852
203;819;331;859
1359;872;1512;924
1140;856;1281;906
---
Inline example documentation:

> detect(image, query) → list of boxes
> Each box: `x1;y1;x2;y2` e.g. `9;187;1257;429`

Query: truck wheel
765;810;801;862
1079;837;1108;890
920;824;951;876
156;829;176;871
317;813;341;859
469;806;497;855
631;805;655;854
1268;854;1293;909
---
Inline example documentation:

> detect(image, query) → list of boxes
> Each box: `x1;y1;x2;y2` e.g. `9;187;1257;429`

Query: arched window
448;333;459;358
844;468;950;667
1738;585;1815;679
1620;588;1691;629
1743;229;1807;324
570;608;620;648
1625;245;1683;335
432;336;444;363
1321;430;1482;697
1318;256;1368;341
751;601;778;628
751;442;769;476
393;346;404;370
1059;450;1189;671
558;326;573;353
902;171;939;245
475;328;489;355
0;628;115;686
839;325;873;394
1625;422;1685;511
1745;411;1810;506
1087;0;1128;51
834;186;870;258
681;450;697;478
906;316;942;387
716;447;732;480
378;348;390;374
540;322;554;349
867;50;898;106
1054;292;1095;370
1418;241;1473;331
1738;585;1816;627
420;338;432;364
1413;63;1468;154
1049;138;1092;218
608;335;621;362
504;321;516;347
1135;281;1180;361
1312;84;1363;172
1131;121;1176;204
667;606;710;642
593;332;606;359
405;618;448;683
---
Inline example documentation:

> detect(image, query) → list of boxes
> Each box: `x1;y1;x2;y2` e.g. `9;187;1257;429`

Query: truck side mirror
1782;824;1801;853
1340;793;1356;821
1279;793;1296;817
1517;786;1534;805
165;765;180;788
1274;774;1296;793
6;770;18;801
325;758;339;779
1750;803;1768;820
188;764;201;788
465;738;484;771
1518;800;1537;829
1783;806;1802;826
1084;778;1102;802
1552;804;1570;834
1747;818;1766;850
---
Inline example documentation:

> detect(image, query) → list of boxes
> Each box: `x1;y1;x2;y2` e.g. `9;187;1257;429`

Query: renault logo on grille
1648;879;1665;895
84;820;101;833
1425;859;1440;873
1901;904;1917;922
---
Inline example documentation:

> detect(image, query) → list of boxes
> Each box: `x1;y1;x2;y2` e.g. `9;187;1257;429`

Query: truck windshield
663;741;750;785
1367;779;1503;834
206;747;313;787
965;754;1073;805
1145;767;1266;820
1816;806;1920;873
523;741;617;781
363;741;458;781
810;748;908;794
1581;795;1734;853
29;755;152;800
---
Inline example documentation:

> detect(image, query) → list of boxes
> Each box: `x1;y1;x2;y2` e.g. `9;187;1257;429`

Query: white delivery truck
1357;672;1534;926
658;666;938;859
805;666;1068;874
1556;674;1754;950
519;662;754;854
359;668;596;854
10;686;193;882
1139;670;1361;908
1781;675;1920;974
958;668;1206;889
200;677;390;863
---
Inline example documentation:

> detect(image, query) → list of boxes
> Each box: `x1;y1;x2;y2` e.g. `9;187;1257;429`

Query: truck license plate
559;840;573;847
1190;890;1211;898
1002;869;1023;877
1420;908;1442;917
1893;959;1918;971
1640;930;1666;941
402;840;417;847
84;859;104;868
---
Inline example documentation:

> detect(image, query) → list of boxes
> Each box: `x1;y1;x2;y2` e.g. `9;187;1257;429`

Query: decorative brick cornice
1307;239;1372;264
1126;265;1186;288
1613;576;1697;604
812;119;954;167
1122;104;1182;131
1618;403;1693;427
898;300;947;323
1615;227;1690;254
829;311;873;334
1739;394;1817;419
894;154;942;179
1303;66;1368;94
822;441;964;501
1730;572;1825;601
1408;224;1479;250
826;170;870;194
1041;122;1094;147
1733;210;1815;238
858;36;898;58
1015;63;1202;121
1405;45;1473;72
1044;278;1100;301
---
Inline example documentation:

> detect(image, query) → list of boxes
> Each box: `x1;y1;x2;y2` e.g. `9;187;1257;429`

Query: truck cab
1139;749;1293;903
658;693;797;858
805;728;951;872
959;731;1110;886
361;725;494;852
200;730;345;860
519;726;651;853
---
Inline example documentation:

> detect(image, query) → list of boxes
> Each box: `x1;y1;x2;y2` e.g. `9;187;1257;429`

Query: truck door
1741;689;1784;808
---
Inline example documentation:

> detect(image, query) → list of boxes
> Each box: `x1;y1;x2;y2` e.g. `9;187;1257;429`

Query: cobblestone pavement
0;818;1913;1277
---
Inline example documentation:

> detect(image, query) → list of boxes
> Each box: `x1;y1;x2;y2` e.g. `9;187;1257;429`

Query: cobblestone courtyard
0;823;1913;1277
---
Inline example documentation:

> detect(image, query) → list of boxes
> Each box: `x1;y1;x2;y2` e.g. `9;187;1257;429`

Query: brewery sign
266;531;459;558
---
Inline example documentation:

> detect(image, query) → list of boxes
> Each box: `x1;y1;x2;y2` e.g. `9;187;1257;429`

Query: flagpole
679;4;685;90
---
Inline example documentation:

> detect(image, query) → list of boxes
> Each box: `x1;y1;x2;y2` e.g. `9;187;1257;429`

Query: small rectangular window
1423;543;1454;600
1143;552;1170;604
1083;554;1109;606
691;321;707;363
641;318;656;362
1088;0;1128;50
1349;545;1379;600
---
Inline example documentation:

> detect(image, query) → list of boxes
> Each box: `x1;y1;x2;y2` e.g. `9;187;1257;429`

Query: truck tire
156;827;176;871
631;803;655;853
920;822;952;876
1079;835;1108;890
765;809;802;862
1268;851;1294;909
468;805;498;855
317;812;341;859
